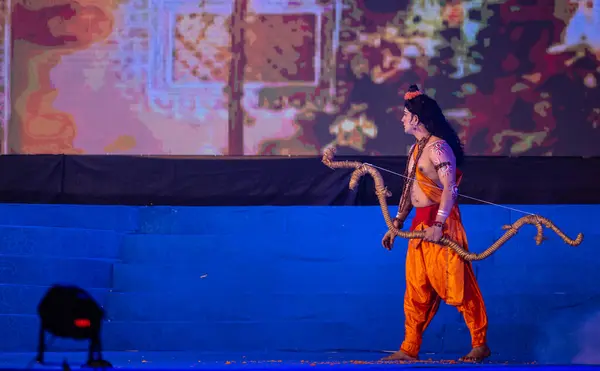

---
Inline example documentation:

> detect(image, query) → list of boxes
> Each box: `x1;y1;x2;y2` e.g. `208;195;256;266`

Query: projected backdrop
6;0;600;156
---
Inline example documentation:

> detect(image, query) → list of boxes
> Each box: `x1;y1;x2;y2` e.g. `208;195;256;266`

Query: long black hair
404;84;465;166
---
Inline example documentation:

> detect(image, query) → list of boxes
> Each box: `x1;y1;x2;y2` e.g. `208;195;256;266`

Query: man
381;85;490;362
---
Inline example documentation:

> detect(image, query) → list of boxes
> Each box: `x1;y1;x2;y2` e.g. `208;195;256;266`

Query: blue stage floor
2;352;600;371
1;205;599;369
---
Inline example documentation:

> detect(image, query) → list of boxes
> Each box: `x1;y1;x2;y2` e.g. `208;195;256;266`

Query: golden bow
322;147;584;261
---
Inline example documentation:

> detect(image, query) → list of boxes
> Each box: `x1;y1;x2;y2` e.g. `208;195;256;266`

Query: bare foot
382;350;418;361
459;345;491;363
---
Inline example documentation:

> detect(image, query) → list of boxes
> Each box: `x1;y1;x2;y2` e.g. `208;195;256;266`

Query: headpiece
404;89;422;101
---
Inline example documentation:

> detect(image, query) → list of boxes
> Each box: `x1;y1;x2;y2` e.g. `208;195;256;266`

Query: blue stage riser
0;226;121;260
0;204;597;365
0;313;552;361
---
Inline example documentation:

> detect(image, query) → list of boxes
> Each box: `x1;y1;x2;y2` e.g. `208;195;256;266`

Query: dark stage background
1;155;598;206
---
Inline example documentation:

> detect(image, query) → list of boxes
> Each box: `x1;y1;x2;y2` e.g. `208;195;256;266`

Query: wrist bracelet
432;221;444;228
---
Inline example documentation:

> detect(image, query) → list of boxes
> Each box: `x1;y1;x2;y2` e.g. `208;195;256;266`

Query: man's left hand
424;225;443;242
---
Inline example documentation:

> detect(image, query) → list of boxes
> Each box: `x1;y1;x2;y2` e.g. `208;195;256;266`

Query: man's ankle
399;348;419;359
400;342;420;358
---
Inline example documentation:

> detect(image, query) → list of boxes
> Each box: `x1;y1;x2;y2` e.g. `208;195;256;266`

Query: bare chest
408;155;439;182
408;155;441;206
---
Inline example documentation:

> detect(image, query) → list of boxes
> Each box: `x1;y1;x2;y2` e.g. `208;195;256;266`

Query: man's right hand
382;218;404;250
381;231;395;250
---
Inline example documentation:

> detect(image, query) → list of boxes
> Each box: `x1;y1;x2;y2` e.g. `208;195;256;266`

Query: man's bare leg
382;350;418;361
459;345;491;363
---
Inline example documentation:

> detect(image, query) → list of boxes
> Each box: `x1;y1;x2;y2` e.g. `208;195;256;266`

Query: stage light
36;284;112;368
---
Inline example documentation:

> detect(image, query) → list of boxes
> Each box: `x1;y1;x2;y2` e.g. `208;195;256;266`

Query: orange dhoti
399;170;488;358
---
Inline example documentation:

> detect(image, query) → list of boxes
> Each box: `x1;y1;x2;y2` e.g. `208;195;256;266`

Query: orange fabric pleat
399;153;488;358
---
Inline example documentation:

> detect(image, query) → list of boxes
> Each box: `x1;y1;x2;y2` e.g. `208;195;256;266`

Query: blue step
0;203;597;363
477;261;600;295
458;206;512;233
104;319;408;353
106;292;449;323
0;313;591;363
135;206;513;236
119;229;512;267
273;206;408;235
483;232;599;267
105;290;588;325
137;206;288;235
0;284;109;315
92;320;590;363
113;260;598;301
0;314;405;353
136;206;400;235
0;204;139;231
0;226;121;260
114;228;592;295
0;256;113;288
507;204;595;225
119;230;402;264
0;314;104;352
111;260;406;294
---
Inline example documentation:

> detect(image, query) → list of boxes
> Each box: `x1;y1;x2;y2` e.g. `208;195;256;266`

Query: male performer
381;85;490;362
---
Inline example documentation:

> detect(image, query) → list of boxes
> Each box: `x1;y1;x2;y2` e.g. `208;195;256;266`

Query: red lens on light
74;318;91;328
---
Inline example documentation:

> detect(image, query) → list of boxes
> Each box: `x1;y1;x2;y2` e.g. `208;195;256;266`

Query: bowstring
363;162;536;216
